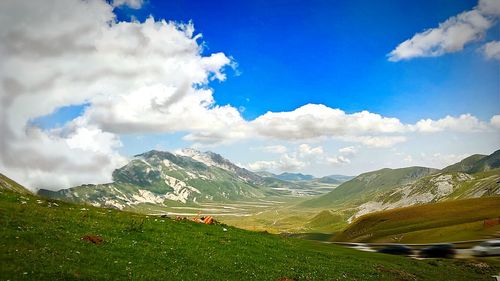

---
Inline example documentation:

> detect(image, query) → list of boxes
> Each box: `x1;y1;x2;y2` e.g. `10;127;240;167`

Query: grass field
2;190;500;280
334;196;500;243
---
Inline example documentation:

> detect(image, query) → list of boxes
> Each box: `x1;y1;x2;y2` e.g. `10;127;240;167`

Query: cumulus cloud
479;0;500;16
400;152;470;168
327;155;351;165
413;114;490;133
112;0;144;9
339;136;408;148
253;145;288;154
325;145;357;166
249;143;357;171
1;125;126;190
247;144;324;172
388;0;500;61
491;115;500;129
0;0;235;190
338;146;357;155
251;104;406;140
483;41;500;59
298;144;324;158
247;154;306;172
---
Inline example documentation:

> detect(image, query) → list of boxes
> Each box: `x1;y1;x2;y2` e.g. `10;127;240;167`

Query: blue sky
113;0;498;122
38;0;498;128
2;0;499;189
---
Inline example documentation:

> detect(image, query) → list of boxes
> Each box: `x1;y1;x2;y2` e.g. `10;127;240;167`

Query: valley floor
1;190;500;280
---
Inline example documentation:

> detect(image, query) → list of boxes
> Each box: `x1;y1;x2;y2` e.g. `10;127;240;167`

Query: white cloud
413;114;490;133
251;104;407;140
339;146;357;155
478;0;500;16
247;144;324;172
325;146;358;166
112;0;144;9
0;125;127;190
247;154;305;172
340;136;408;148
247;160;277;172
253;145;287;154
298;144;324;158
388;0;500;61
399;151;469;168
483;41;500;60
327;155;351;165
491;115;500;129
0;0;235;190
431;153;470;166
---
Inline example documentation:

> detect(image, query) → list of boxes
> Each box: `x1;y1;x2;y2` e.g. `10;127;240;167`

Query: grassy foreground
1;190;499;281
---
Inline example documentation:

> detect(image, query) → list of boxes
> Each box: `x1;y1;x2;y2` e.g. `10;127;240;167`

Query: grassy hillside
0;173;31;194
442;154;486;173
2;190;499;280
334;196;500;243
303;167;438;207
305;210;346;232
468;149;500;173
442;150;500;174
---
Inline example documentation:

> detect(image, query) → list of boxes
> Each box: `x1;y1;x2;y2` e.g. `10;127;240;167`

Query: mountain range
255;172;354;184
39;149;273;209
37;149;341;209
304;149;500;222
33;148;500;228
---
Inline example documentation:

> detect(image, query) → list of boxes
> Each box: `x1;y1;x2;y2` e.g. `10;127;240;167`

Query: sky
0;0;499;191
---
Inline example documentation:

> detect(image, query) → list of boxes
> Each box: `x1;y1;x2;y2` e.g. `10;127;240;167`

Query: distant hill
0;173;31;194
274;172;315;181
255;171;353;185
303;166;438;207
254;171;277;178
323;175;355;182
315;175;354;184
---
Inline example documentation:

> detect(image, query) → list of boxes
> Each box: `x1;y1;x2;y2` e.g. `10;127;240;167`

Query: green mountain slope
441;154;486;173
334;196;500;243
0;173;31;194
275;172;315;181
39;149;277;209
347;169;500;221
468;149;500;173
1;189;498;280
303;166;438;207
442;150;500;174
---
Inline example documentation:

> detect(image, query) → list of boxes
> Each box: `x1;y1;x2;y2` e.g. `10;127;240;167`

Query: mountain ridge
39;149;276;209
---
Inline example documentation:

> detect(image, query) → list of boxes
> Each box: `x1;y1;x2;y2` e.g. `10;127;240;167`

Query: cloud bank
0;0;235;189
